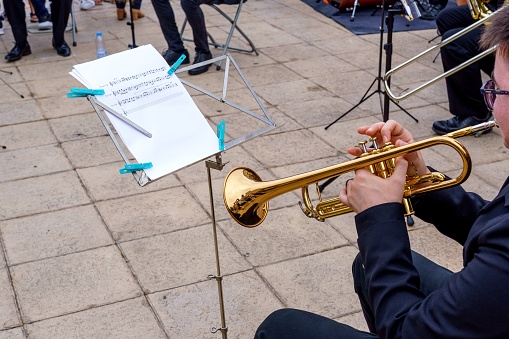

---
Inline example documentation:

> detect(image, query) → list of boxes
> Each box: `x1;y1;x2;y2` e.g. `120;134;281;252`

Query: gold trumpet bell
223;167;268;228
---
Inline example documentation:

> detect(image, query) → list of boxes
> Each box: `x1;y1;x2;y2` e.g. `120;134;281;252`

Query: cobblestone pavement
0;0;505;337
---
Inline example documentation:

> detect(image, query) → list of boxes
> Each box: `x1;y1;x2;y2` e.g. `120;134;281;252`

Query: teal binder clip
167;54;187;76
119;162;153;174
67;87;105;98
217;120;226;151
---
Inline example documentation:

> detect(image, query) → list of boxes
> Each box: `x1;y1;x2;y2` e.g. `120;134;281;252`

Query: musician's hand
346;120;430;177
339;157;409;214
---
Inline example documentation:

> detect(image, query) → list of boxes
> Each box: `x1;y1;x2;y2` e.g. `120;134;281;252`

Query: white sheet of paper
70;45;220;180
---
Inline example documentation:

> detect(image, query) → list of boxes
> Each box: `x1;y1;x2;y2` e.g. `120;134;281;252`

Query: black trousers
3;0;71;46
436;5;494;118
253;251;452;339
180;0;215;54
151;0;214;54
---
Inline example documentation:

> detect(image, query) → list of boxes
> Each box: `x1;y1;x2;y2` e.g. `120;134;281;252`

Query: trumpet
223;121;497;228
383;3;505;103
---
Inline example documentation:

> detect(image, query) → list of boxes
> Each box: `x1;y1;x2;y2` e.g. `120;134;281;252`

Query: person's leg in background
28;0;39;22
180;0;214;75
431;5;494;134
116;0;144;21
50;0;72;57
150;0;190;65
30;0;52;30
3;0;32;61
115;0;127;19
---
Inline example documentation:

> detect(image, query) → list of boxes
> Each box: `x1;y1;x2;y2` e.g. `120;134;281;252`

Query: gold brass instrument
223;121;497;228
383;3;505;103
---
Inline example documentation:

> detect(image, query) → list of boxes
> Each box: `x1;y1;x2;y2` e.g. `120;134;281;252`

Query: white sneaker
80;0;95;10
38;20;52;30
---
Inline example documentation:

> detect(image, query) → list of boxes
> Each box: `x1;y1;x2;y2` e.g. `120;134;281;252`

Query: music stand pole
383;9;418;122
324;1;387;130
206;155;228;339
127;0;137;48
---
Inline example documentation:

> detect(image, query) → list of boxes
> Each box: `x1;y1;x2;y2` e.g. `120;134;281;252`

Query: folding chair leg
209;1;258;70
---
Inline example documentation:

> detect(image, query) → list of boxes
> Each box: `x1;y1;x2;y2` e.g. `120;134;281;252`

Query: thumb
393;157;409;182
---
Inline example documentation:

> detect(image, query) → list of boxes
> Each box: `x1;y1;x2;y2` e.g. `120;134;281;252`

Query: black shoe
432;113;493;135
52;39;71;57
5;42;32;61
419;3;444;20
188;51;213;76
162;49;190;66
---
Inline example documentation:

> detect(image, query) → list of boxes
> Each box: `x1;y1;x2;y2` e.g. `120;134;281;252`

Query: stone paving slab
11;246;142;323
25;298;166;339
0;327;24;339
0;171;90;220
96;186;211;242
0;144;73;183
0;205;112;265
120;224;251;293
220;207;349;267
0;100;43;126
149;270;283;339
77;162;181;201
257;246;360;319
0;121;57;152
0;0;502;337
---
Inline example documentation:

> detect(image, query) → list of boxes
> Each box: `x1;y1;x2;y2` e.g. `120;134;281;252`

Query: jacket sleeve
411;184;488;245
356;202;509;339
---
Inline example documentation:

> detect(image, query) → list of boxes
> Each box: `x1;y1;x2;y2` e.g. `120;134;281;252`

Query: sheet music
70;45;220;180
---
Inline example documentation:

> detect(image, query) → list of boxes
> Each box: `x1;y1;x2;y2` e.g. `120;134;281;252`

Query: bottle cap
96;31;102;36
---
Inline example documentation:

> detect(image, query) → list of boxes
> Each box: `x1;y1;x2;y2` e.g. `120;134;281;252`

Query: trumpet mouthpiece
446;120;498;138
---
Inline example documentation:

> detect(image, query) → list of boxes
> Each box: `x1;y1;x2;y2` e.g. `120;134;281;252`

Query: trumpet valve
358;140;369;153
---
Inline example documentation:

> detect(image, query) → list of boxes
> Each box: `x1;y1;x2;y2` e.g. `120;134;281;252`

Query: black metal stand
324;3;417;130
127;0;137;49
383;8;418;122
0;70;24;98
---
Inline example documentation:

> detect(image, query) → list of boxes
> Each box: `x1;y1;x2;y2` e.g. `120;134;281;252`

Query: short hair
480;6;509;60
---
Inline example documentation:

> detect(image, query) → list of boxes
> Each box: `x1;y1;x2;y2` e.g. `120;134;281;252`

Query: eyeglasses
480;79;509;111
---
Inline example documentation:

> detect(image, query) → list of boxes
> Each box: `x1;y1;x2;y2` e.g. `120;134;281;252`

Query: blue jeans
116;0;142;10
30;0;50;21
254;251;452;338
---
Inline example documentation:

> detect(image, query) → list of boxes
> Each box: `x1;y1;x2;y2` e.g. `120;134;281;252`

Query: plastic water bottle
95;31;106;59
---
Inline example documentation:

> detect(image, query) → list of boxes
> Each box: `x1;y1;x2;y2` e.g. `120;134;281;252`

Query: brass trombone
383;4;504;103
223;121;497;228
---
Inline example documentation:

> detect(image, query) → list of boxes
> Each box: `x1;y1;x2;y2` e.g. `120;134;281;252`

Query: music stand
324;1;418;130
80;50;275;338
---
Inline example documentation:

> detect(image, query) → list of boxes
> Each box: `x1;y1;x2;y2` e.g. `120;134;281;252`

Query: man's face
492;53;509;148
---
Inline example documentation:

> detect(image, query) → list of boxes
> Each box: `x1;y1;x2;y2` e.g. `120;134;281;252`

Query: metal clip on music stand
88;53;275;339
324;1;418;130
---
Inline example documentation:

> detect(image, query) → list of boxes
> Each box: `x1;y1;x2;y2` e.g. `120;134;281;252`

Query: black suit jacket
354;177;509;338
